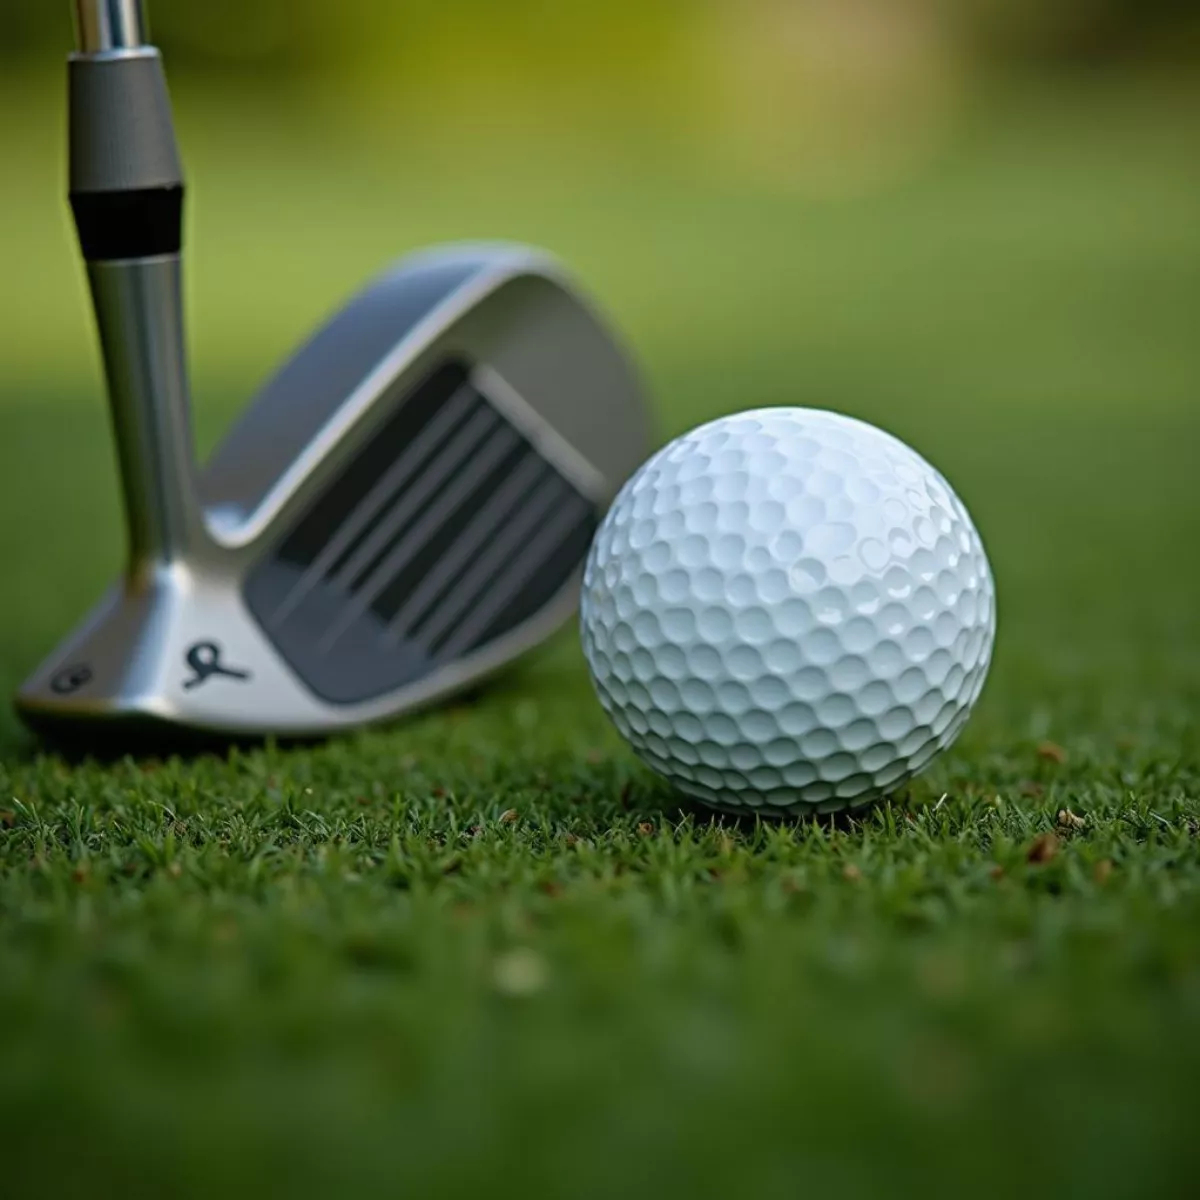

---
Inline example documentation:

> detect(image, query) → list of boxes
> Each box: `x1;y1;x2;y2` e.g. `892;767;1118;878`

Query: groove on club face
379;451;552;638
433;490;593;657
320;414;522;647
265;380;483;628
242;360;601;705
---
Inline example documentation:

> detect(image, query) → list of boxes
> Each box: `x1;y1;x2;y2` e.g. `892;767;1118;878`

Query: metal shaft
69;1;200;574
86;259;198;571
74;1;147;53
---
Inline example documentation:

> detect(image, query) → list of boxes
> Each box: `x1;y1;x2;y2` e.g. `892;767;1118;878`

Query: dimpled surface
581;408;996;816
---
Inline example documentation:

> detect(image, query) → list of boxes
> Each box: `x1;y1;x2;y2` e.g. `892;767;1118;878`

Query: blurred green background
3;0;1200;388
3;0;1200;394
2;3;1200;1198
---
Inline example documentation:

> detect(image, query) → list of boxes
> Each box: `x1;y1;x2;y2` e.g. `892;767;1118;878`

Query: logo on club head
182;641;252;691
50;663;94;695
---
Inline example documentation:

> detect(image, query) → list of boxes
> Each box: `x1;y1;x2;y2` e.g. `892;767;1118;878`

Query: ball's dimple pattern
581;408;996;817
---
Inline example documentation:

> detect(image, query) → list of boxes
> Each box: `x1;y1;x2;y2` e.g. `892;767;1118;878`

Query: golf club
15;0;650;742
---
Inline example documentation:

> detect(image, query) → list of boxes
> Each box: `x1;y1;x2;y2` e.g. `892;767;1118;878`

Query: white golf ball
581;408;996;816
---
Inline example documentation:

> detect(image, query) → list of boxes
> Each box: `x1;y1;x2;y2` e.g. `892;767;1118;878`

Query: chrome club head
16;5;650;744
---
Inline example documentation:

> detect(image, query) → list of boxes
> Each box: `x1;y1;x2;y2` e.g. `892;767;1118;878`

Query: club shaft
69;2;200;571
74;1;147;53
87;259;198;570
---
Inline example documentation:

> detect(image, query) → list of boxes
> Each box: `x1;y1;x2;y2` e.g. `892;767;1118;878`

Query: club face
16;244;651;742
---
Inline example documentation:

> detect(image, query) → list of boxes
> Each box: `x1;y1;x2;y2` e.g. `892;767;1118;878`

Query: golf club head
17;244;651;742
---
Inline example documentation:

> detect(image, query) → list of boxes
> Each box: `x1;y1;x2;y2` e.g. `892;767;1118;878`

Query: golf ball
581;408;996;816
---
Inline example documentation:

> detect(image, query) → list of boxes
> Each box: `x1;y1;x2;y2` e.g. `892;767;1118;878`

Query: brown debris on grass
1037;742;1068;764
1026;833;1060;864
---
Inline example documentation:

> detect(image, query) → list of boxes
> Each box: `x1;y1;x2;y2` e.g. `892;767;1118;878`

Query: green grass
2;81;1200;1198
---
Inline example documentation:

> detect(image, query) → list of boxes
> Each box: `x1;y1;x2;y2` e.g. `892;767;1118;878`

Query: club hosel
86;256;202;575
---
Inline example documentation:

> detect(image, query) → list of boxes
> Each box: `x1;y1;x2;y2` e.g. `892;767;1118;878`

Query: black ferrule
70;185;184;260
